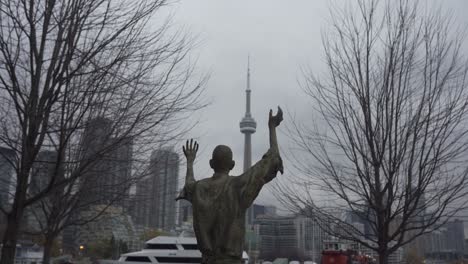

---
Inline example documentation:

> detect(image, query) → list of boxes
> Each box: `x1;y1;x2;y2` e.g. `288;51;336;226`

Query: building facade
250;204;277;220
79;117;133;208
444;219;465;254
74;205;140;254
178;199;192;225
26;150;65;233
255;214;329;262
0;146;15;209
29;150;59;194
403;219;465;262
134;149;179;231
0;146;15;239
63;118;133;253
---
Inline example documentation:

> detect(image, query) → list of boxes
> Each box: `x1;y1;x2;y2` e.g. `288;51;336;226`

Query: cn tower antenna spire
247;55;250;91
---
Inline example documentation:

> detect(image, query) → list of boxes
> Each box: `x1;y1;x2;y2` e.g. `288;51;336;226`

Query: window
155;257;201;263
181;244;198;250
125;256;152;262
145;244;178;250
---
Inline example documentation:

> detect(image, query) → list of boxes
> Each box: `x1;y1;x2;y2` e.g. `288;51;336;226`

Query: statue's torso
191;175;246;263
183;148;282;264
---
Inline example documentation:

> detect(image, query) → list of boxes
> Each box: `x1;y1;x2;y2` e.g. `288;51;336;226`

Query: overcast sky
164;0;468;211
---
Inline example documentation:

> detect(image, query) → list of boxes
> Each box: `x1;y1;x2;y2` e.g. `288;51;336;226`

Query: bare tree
0;1;206;263
277;1;468;263
23;146;155;264
25;142;184;263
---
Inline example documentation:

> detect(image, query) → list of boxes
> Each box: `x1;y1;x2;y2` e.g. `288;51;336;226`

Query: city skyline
1;0;468;263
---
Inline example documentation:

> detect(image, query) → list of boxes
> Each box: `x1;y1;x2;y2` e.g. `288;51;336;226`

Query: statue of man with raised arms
176;107;284;264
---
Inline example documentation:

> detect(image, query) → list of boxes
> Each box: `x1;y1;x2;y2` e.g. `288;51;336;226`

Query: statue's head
210;145;235;173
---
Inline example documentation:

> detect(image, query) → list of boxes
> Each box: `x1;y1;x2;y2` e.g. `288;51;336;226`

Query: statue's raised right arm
268;106;283;171
239;106;284;208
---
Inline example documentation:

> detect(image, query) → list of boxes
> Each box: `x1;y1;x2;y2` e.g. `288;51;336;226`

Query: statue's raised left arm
176;139;198;202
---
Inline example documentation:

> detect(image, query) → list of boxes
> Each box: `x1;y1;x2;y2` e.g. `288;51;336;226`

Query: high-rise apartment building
26;150;65;232
134;149;179;231
79;117;133;208
30;150;62;194
65;119;133;253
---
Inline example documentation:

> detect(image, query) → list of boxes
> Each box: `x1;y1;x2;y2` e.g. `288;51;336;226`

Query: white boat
118;236;249;264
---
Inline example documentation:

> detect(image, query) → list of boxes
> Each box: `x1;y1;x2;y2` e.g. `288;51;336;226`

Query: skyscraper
134;149;179;231
240;57;257;225
65;125;133;253
79;117;133;208
239;57;257;173
30;150;62;195
27;150;65;232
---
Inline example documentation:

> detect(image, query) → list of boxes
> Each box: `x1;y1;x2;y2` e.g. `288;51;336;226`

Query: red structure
321;242;376;264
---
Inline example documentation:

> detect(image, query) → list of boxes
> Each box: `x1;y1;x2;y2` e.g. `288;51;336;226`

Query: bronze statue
176;107;284;264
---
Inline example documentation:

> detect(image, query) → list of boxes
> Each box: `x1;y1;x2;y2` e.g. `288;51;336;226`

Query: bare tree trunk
378;252;387;264
0;210;21;264
1;168;29;264
42;235;54;264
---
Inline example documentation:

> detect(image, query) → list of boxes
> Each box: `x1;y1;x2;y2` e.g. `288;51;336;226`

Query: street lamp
79;245;85;257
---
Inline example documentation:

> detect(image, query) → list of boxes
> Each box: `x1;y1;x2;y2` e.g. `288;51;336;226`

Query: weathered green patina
177;107;284;264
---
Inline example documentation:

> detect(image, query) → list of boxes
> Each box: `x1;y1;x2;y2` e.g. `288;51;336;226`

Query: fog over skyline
162;0;468;211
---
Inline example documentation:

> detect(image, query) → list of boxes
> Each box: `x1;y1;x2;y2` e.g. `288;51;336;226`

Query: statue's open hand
268;106;283;128
183;139;198;163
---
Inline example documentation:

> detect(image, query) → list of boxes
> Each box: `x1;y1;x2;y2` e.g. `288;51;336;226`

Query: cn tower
240;57;257;225
239;57;257;173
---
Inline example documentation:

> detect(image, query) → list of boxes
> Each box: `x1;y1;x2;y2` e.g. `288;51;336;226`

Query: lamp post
79;245;84;258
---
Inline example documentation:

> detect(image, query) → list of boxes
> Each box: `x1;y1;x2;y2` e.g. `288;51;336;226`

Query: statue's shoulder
195;177;214;187
229;174;246;187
